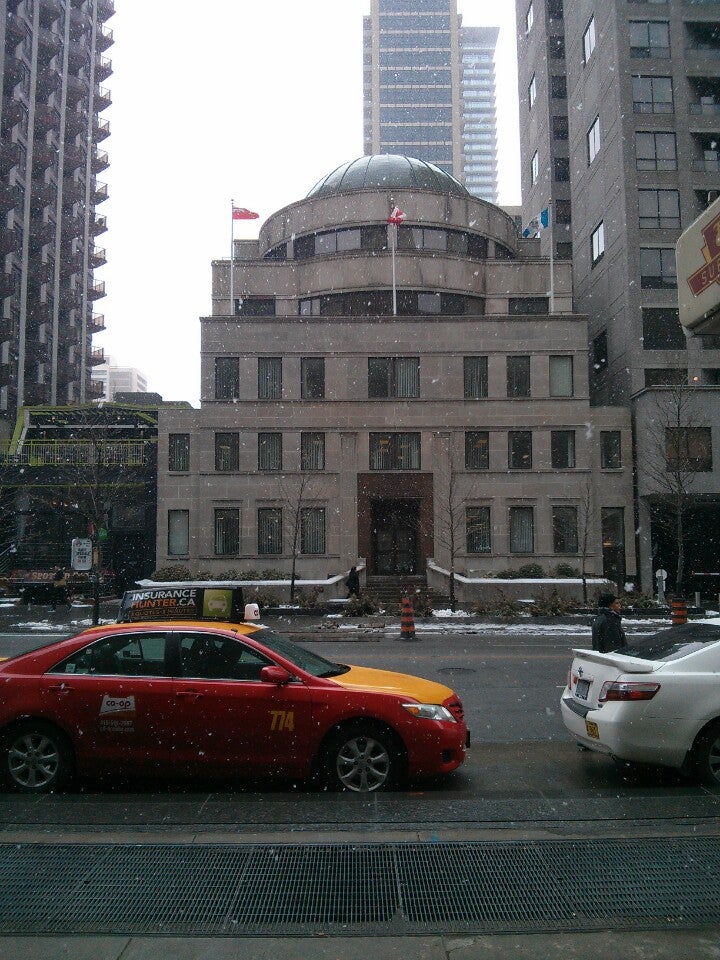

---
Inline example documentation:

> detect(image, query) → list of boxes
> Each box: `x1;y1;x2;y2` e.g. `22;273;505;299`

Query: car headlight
402;703;456;723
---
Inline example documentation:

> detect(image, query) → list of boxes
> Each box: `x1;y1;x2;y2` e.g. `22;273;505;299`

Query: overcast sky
100;1;520;406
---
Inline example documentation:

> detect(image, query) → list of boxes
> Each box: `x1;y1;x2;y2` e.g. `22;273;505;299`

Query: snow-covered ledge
426;560;615;603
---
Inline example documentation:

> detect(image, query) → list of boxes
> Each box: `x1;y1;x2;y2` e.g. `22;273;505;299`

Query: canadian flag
387;205;406;225
232;206;259;220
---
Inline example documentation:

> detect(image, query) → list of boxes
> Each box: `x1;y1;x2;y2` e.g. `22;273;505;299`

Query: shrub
518;563;545;578
472;593;522;619
260;568;284;581
552;563;578;578
244;588;280;609
409;591;434;617
529;590;575;616
296;587;324;611
150;565;192;582
343;592;381;616
623;591;664;610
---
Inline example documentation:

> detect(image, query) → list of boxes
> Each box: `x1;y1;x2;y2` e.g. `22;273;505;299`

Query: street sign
656;569;668;582
71;537;93;571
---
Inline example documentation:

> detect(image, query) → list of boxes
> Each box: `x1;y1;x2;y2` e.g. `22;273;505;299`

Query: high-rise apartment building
363;0;499;202
0;0;114;431
516;0;720;593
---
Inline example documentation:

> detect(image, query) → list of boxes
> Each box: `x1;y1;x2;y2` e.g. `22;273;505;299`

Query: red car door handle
46;684;72;695
175;690;203;700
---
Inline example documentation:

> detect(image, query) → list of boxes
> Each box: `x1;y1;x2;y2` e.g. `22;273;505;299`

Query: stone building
156;155;635;599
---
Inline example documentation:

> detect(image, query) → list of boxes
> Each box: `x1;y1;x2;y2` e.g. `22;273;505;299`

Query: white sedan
560;619;720;784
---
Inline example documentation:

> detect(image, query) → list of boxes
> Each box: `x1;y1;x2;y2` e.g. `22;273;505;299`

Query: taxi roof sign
118;583;258;624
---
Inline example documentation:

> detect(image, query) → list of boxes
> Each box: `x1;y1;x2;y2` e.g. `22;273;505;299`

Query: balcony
88;280;106;301
36;62;61;96
91;148;109;173
90;246;106;268
32;139;59;170
4;439;153;467
91;214;107;236
0;225;22;256
0;184;25;216
62;178;86;203
0;318;15;342
97;0;116;20
37;28;62;56
34;102;62;130
2;97;28;130
69;6;91;38
92;181;109;204
29;219;55;246
6;11;26;42
0;141;23;168
0;362;16;389
92;116;110;142
62;143;86;171
39;0;64;26
65;74;89;103
96;23;114;51
89;346;105;366
94;84;112;112
87;379;105;400
64;110;87;137
89;313;105;333
95;54;113;82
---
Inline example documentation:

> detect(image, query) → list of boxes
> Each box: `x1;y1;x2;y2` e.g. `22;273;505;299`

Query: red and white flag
387;205;406;225
232;205;259;220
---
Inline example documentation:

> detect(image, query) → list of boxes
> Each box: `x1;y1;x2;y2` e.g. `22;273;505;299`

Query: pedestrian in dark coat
51;568;69;611
345;566;361;598
591;593;627;653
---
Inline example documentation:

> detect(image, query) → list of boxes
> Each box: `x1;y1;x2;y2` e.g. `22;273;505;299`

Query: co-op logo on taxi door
99;694;136;717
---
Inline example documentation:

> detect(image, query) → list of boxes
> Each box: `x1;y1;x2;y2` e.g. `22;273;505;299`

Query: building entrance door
371;500;419;575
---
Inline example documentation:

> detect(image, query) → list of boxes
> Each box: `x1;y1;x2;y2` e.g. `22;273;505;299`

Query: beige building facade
156;156;635;598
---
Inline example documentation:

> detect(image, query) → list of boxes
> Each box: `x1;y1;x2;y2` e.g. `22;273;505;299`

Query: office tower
516;0;720;592
363;0;499;201
0;0;114;430
91;355;148;401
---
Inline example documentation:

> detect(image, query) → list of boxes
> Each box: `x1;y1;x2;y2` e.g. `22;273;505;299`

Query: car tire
694;721;720;788
322;723;403;793
1;721;74;793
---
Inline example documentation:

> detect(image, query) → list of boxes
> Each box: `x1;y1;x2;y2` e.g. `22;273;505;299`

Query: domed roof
306;154;470;200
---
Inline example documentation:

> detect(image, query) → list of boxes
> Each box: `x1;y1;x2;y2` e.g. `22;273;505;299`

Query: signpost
655;568;668;605
71;538;92;572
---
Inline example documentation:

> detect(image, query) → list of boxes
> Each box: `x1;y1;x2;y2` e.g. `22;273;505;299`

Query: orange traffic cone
398;595;418;641
671;597;688;626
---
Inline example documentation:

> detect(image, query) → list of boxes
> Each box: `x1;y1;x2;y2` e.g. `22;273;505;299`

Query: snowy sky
99;1;520;406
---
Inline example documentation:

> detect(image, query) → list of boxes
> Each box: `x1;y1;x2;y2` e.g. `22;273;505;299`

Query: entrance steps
365;575;448;609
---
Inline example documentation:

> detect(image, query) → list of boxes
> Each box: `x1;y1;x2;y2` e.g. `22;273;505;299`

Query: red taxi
0;587;468;794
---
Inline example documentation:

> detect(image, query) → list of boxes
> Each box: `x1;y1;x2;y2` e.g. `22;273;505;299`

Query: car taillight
599;681;660;702
567;667;572;689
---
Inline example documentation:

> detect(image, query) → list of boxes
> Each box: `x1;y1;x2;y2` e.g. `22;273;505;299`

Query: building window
301;432;325;471
509;297;549;316
510;506;534;553
300;507;326;555
301;357;325;399
464;356;488;398
547;0;563;18
629;20;670;58
638;189;680;229
665;427;713;473
642;308;686;350
635;131;677;171
549;355;574;396
528;74;536;109
550;35;565;59
215;357;239;400
168;510;189;556
215;432;239;472
369;433;421;470
552;116;568;141
235;297;275;317
258;357;282;399
465;431;490;470
214;508;239;556
507;355;531;397
550;75;567;99
258;432;282;471
557;242;573;259
530;151;539;186
583;16;596;63
525;1;534;33
554;157;570;181
593;331;609;373
466;506;491;554
168;434;189;472
640;247;677;288
555;201;572;225
553;506;578;554
508;431;532;469
632;75;673;114
368;357;420;398
644;368;687;387
601;431;622;469
258;507;282;555
591;222;605;265
551;430;576;468
587;116;601;163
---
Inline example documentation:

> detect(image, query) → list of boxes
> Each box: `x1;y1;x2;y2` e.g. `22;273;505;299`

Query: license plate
585;720;599;739
575;678;590;700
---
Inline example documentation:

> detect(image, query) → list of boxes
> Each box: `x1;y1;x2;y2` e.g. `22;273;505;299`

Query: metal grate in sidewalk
1;838;718;936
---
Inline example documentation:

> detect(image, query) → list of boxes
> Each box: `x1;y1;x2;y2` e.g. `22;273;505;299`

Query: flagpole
391;222;397;316
230;198;235;316
549;200;555;313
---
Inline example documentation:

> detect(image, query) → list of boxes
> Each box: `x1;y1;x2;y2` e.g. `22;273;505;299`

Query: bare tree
278;472;311;602
432;467;468;612
578;474;596;604
639;383;710;595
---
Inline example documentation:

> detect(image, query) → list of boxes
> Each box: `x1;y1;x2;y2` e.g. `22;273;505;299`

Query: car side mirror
260;665;292;685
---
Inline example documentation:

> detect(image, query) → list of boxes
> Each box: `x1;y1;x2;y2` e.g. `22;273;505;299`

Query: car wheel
694;722;720;788
1;722;73;793
323;725;402;793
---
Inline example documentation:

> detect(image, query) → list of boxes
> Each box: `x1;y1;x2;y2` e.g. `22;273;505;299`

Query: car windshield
621;623;720;662
253;629;350;678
